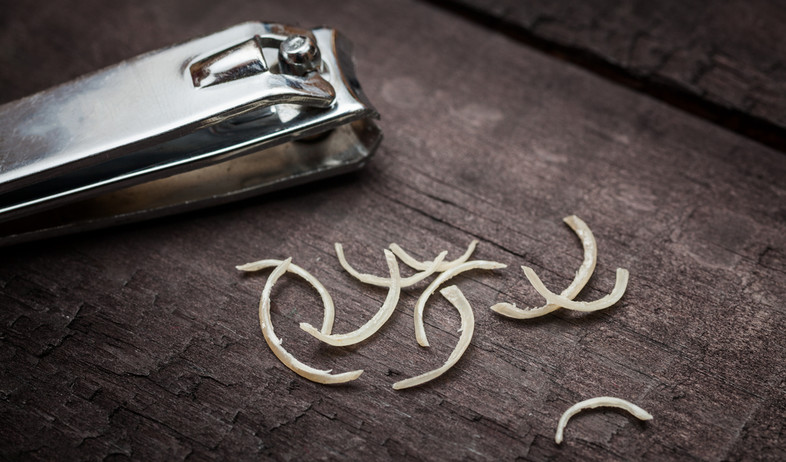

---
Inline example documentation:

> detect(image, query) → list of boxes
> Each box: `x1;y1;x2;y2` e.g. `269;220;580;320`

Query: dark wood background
1;0;785;460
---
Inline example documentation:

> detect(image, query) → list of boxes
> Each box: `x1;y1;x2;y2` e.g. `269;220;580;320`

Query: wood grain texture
1;0;785;460
428;0;786;150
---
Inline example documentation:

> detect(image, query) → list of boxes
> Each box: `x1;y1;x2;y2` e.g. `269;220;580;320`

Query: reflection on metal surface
190;37;269;88
0;22;381;246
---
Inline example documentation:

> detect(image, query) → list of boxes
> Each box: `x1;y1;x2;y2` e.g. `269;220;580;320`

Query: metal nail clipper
0;22;381;246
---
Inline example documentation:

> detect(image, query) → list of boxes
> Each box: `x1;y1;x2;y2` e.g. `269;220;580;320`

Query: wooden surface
1;0;785;460
431;0;786;151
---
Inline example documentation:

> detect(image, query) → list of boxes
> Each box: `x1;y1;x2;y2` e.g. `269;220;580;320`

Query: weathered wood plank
426;0;786;151
1;0;785;460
